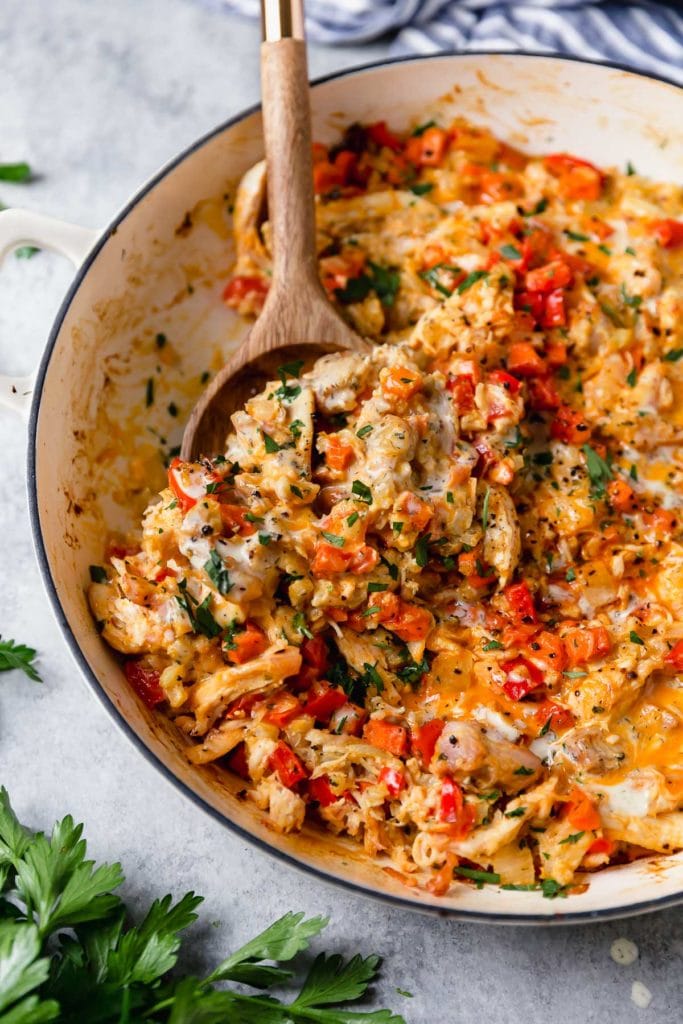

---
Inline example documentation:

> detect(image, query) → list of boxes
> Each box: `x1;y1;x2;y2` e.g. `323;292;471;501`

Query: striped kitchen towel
206;1;683;84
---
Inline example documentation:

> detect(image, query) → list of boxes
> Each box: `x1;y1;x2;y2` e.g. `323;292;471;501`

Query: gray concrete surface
0;2;680;1020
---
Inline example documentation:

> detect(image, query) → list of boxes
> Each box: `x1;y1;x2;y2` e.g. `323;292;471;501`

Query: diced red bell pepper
525;258;573;294
564;786;601;831
550;403;591;444
544;154;603;201
664;639;683;671
226;622;268;665
446;374;476;413
269;741;308;788
227;742;250;780
411;719;444;765
367;120;402;152
124;660;164;709
533;699;574;732
515;289;546;324
438;775;475;837
263;692;303;728
587;836;615;857
301;635;329;674
507;342;547;377
223;275;269;309
649;218;683;248
405;126;449;167
304;681;348;724
308;775;341;807
527;376;561;411
562;624;612;667
546;341;568;366
363;719;409;757
504;580;537;623
379;766;407;796
525;630;566;674
488;368;522;395
167;457;216;514
502;657;544;701
542;289;567;329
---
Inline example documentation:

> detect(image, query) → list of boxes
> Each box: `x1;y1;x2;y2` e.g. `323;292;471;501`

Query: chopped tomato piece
379;766;407;796
649;218;683;248
405;126;449;167
222;275;269;309
664;640;683;671
564;786;601;831
363;719;409;757
562;624;611;667
607;478;637;512
382;366;423;401
514;289;545;324
325;436;355;472
550;403;591;444
411;719;444;765
124;660;164;708
219;503;257;537
525;259;573;294
488;368;522;395
308;775;342;807
504;580;537;623
507;342;547;377
313;150;358;194
502;657;544;701
304;681;348;724
227;742;250;780
533;699;574;732
542;289;567;329
226;622;268;665
367;120;402;152
263;692;302;728
269;742;308;788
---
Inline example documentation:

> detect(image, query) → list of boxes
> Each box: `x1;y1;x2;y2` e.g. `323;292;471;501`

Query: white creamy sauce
472;706;520;742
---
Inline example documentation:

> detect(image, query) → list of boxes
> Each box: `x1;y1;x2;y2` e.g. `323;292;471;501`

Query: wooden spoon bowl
181;2;368;461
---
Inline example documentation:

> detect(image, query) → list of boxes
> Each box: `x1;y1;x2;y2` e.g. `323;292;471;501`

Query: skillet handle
0;208;99;417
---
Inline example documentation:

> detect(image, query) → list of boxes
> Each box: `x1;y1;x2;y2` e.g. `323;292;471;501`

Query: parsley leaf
321;531;345;548
204;550;233;595
414;533;430;568
0;162;31;182
351;480;372;504
262;431;282;454
0;637;42;683
582;444;613;499
457;269;488;294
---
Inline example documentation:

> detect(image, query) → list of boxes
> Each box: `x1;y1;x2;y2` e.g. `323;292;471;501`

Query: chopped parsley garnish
457;269;488;294
258;532;272;546
292;612;313;639
499;243;522;260
419;264;460;298
564;229;590;242
176;582;222;638
362;662;384;692
629;630;645;645
244;512;264;523
89;565;107;583
396;653;429;687
559;831;586;845
620;283;642;309
351;480;373;504
289;419;304;438
526;197;548;216
410;182;433;195
367;582;388;593
15;245;38;259
274;361;304;402
362;605;381;618
203;550;233;595
411;119;437;136
356;424;373;439
626;367;637;387
335;261;400;307
145;378;154;407
0;162;31;181
663;348;683;362
563;669;588;678
513;765;535;776
455;867;500;885
582;443;612;499
566;567;576;582
321;531;345;547
483;639;504;651
414;533;430;568
626;160;636;175
262;431;282;453
346;511;359;527
630;464;638;481
391;521;403;533
504;807;526;818
290;484;304;498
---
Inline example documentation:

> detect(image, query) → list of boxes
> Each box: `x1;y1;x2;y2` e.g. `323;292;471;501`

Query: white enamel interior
32;54;683;920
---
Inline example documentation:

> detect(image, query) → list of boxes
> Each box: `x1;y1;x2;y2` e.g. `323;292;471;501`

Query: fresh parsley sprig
0;788;405;1023
0;637;42;682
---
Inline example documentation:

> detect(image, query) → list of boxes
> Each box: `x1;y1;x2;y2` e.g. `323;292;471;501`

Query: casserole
3;52;682;920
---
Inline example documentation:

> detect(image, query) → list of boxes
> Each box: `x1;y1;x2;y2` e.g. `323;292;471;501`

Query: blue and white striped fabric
207;1;683;85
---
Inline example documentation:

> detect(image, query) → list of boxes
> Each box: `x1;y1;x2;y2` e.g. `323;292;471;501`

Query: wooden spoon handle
260;2;318;297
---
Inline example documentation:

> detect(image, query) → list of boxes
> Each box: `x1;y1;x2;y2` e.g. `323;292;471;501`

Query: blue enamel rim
27;50;683;924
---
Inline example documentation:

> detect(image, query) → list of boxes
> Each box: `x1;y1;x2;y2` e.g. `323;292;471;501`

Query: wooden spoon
182;0;368;460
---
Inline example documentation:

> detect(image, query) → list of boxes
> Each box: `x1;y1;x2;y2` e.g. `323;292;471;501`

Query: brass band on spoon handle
261;0;305;42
